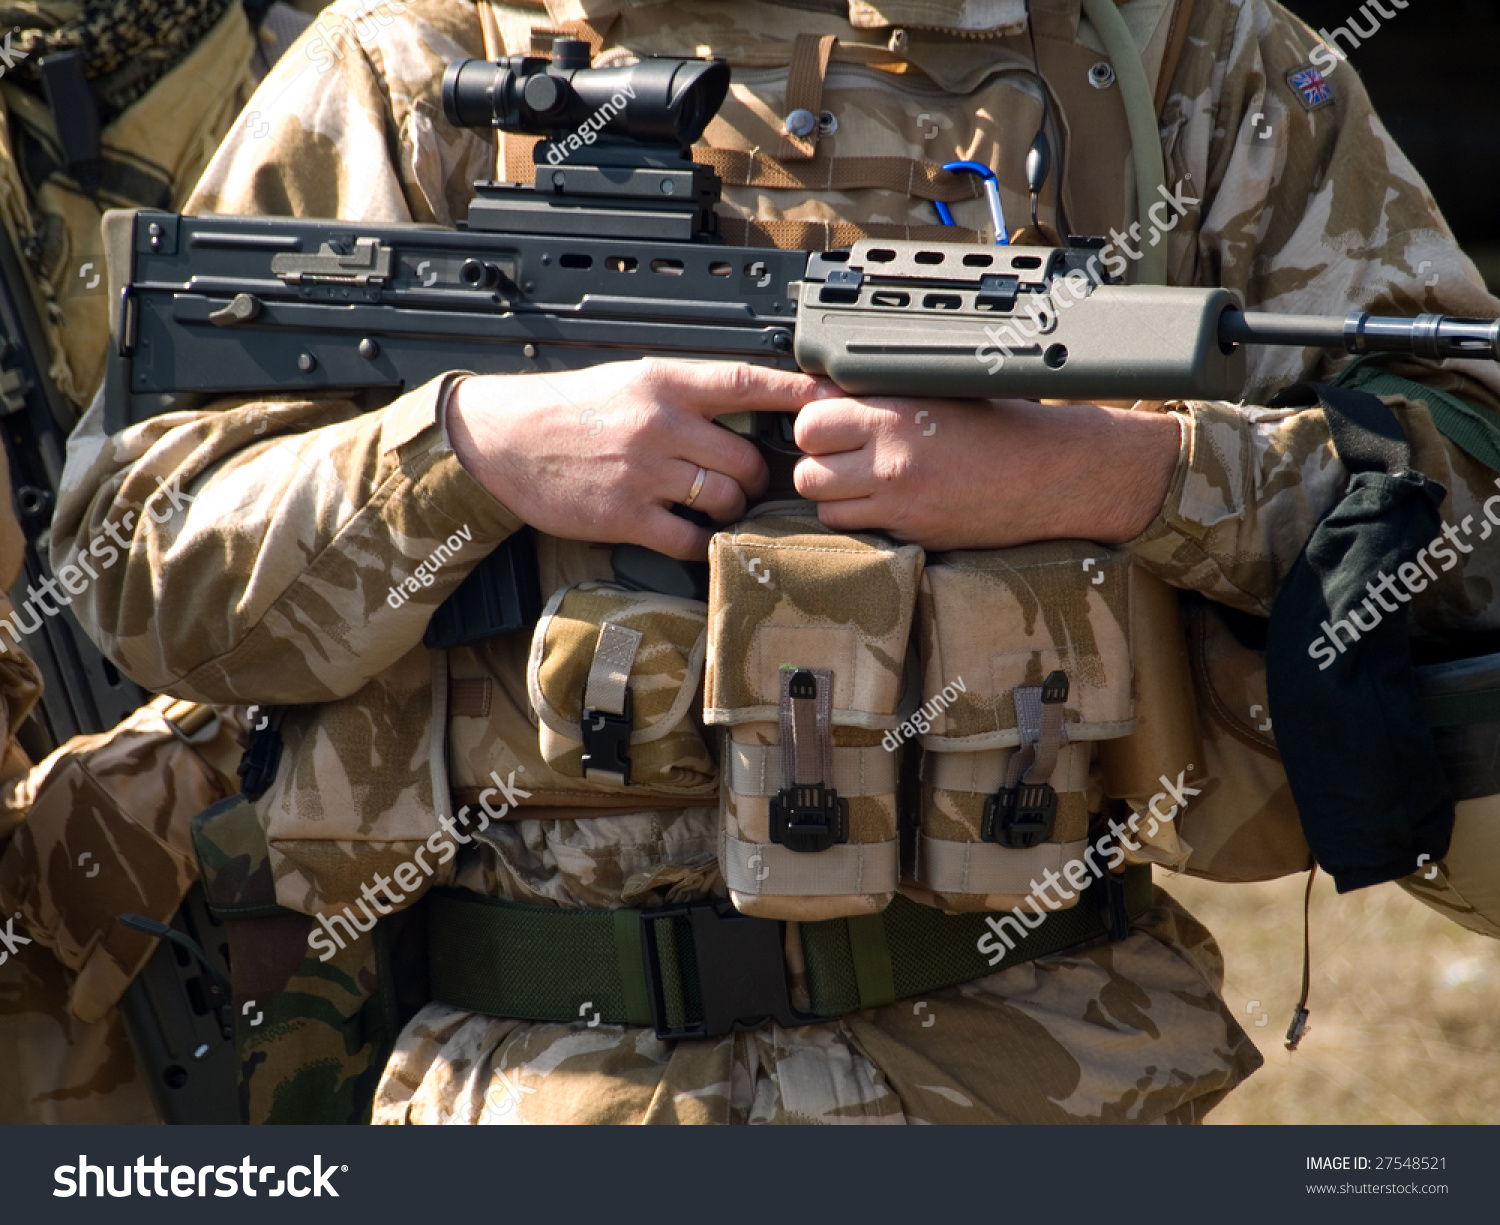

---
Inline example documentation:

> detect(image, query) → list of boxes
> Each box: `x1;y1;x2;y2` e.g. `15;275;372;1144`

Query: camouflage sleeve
50;2;522;704
1129;0;1500;620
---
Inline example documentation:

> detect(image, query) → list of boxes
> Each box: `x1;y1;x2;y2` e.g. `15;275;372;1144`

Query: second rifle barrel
1220;309;1500;360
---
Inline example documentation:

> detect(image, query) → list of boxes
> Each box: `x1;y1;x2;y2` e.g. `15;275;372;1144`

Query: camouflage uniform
52;0;1500;1124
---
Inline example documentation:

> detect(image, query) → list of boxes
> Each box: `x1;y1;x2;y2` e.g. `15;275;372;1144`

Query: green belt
426;865;1153;1039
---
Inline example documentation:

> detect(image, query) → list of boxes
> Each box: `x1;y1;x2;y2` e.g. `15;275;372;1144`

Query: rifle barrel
1221;310;1500;361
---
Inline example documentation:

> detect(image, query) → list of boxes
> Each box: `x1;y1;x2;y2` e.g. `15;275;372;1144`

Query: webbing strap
425;866;1153;1032
722;833;899;896
427;889;658;1027
845;912;896;1009
583;621;640;718
1422;686;1500;729
718;216;981;250
694;148;986;201
800;866;1155;1015
1005;681;1069;790
777;33;837;162
915;834;1090;896
925;741;1090;794
779;665;833;788
729;740;898;798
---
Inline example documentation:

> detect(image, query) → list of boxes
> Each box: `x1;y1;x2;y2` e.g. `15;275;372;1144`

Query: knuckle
717;362;761;401
872;445;917;487
622;399;669;440
724;436;762;481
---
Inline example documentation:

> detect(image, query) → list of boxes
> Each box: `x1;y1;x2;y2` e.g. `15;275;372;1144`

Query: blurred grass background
1163;872;1500;1124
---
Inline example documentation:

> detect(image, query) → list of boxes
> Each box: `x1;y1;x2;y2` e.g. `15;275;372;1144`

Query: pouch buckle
982;782;1057;848
639;899;829;1039
581;687;633;785
237;706;284;800
769;783;849;853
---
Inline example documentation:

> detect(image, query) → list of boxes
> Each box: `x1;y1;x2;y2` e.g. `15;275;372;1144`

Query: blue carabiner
934;160;1009;245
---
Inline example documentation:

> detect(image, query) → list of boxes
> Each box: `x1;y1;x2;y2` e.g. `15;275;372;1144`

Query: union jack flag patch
1287;64;1335;111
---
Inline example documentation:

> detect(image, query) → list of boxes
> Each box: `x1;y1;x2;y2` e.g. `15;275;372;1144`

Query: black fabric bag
1264;382;1454;892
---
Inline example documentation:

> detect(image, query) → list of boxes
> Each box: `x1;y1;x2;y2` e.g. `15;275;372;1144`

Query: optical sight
442;41;729;149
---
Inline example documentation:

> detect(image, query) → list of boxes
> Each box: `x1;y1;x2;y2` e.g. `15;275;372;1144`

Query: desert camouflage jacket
49;0;1500;1123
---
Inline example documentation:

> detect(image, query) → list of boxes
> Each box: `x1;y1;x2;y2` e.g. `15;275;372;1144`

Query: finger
636;505;713;561
815;495;885;535
793;451;874;503
667;461;746;524
793;398;880;455
645;360;825;419
672;418;769;498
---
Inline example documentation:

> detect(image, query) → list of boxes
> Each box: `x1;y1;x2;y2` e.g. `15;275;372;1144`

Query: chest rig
443;0;1203;914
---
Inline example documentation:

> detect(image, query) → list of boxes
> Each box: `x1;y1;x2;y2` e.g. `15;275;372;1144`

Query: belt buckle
638;899;829;1040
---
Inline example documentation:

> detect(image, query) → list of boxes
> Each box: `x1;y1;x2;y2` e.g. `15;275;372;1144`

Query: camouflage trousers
372;888;1262;1125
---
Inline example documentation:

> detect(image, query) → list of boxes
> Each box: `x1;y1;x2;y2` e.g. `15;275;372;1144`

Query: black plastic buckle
1090;860;1131;941
769;784;849;853
237;708;284;800
639;900;829;1040
982;782;1057;848
581;687;632;785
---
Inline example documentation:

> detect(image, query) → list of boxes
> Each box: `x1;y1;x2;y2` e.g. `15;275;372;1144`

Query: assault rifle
99;43;1500;646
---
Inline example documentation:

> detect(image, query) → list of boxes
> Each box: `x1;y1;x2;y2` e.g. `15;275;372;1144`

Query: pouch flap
706;505;925;727
917;541;1134;749
528;581;708;745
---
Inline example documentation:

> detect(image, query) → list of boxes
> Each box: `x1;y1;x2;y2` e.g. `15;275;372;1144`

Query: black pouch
1264;382;1453;892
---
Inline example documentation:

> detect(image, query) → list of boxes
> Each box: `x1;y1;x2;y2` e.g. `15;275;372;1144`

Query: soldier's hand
447;359;825;559
792;394;1182;550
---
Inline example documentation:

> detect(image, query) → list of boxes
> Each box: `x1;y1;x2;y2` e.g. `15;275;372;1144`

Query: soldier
0;0;327;1124
52;0;1500;1124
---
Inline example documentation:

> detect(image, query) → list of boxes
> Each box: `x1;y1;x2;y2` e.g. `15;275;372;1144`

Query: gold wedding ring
683;465;708;508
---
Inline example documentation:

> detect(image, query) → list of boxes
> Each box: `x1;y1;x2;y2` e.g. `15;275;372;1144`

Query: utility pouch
705;504;924;919
910;543;1136;911
526;581;716;798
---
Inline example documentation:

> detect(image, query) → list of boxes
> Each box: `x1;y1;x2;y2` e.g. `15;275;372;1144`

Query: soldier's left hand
791;394;1182;550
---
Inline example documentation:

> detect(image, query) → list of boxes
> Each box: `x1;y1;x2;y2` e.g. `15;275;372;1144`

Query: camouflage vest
437;0;1215;919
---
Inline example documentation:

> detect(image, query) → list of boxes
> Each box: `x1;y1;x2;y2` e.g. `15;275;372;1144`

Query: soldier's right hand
446;359;826;559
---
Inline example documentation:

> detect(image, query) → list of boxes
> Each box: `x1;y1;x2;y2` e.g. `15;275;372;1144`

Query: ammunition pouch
705;503;924;920
909;543;1136;911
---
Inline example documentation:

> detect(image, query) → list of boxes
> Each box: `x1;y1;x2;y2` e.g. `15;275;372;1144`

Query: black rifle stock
99;50;1500;647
